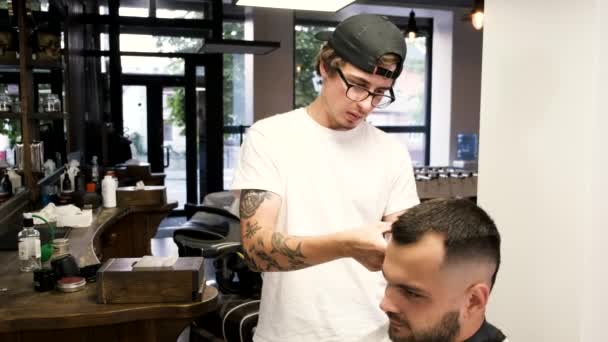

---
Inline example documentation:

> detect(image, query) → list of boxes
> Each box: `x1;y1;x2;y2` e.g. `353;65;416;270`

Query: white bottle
43;159;56;177
18;213;41;272
7;168;21;193
101;174;117;208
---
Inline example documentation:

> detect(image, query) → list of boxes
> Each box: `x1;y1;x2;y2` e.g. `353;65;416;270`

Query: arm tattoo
239;190;310;271
255;250;286;271
270;232;310;269
243;231;309;272
244;221;262;240
245;240;281;272
240;189;273;219
243;246;259;270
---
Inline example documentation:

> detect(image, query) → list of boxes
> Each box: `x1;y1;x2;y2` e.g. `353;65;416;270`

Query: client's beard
389;311;460;342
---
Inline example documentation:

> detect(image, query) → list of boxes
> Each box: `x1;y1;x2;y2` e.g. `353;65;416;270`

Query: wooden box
97;257;205;304
116;185;167;208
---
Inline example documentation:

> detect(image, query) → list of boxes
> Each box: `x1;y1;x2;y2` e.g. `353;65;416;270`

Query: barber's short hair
392;199;501;288
314;43;401;77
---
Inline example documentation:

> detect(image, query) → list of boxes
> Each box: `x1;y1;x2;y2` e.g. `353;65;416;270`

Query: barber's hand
340;222;392;272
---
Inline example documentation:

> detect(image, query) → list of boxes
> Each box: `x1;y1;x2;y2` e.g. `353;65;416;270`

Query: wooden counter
0;203;220;341
68;202;178;266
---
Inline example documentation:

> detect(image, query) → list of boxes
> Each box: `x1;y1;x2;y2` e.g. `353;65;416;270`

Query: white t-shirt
232;108;419;342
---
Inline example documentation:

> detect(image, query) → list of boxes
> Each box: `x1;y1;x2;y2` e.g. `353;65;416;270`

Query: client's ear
463;283;490;319
319;61;329;79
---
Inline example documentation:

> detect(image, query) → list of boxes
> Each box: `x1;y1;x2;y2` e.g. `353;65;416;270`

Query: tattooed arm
239;189;390;272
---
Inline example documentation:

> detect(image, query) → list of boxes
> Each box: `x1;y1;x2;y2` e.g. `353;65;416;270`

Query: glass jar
45;94;61;112
38;94;47;113
11;95;20;114
0;94;12;112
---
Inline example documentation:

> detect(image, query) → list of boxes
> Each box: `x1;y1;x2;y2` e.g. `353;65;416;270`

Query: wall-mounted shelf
81;38;281;58
0;112;68;120
74;14;215;37
31;112;68;120
0;112;20;119
0;60;63;70
30;60;63;70
199;39;280;55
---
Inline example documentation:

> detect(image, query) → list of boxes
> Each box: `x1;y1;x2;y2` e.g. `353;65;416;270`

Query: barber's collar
463;320;507;342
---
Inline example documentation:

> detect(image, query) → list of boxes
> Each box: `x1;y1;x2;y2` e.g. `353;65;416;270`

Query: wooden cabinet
0;3;68;201
0;4;68;248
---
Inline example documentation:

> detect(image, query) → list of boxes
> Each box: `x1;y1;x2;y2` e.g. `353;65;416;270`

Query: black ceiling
356;0;475;9
99;0;475;13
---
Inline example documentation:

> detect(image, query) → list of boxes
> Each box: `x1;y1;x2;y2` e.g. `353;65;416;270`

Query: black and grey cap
316;14;407;80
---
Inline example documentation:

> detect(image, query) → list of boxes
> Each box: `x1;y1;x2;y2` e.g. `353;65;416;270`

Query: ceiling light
406;10;418;43
471;0;484;30
236;0;355;12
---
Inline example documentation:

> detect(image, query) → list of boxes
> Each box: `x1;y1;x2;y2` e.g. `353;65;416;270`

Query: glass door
122;84;187;210
162;87;187;209
119;55;221;210
122;85;148;163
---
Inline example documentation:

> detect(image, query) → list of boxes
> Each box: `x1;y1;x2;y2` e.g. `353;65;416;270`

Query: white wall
478;0;608;340
582;1;608;340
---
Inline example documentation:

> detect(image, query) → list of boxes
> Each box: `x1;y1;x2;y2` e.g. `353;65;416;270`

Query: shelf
82;38;281;58
30;60;64;70
0;59;63;71
0;112;67;120
0;9;59;23
0;112;20;119
30;112;68;120
199;39;280;55
75;14;215;37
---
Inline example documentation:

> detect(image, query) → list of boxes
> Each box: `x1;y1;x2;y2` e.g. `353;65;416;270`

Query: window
222;21;250;189
99;34;196;74
294;23;431;166
294;25;333;109
121;56;184;75
99;34;204;53
163;121;173;141
98;0;207;18
368;35;429;166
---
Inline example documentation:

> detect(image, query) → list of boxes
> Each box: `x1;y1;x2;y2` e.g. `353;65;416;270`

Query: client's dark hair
391;198;501;288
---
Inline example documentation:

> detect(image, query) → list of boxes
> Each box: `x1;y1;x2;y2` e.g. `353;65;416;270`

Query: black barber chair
173;205;262;342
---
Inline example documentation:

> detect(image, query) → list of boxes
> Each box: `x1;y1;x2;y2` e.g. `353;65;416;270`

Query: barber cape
464;320;508;342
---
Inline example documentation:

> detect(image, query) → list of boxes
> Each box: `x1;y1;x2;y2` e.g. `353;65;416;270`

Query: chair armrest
185;203;239;221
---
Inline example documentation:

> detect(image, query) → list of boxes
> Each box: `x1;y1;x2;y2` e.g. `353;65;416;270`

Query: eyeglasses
336;68;395;109
383;230;393;243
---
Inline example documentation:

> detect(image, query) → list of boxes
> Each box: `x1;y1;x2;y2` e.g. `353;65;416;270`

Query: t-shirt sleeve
384;147;420;216
231;126;283;196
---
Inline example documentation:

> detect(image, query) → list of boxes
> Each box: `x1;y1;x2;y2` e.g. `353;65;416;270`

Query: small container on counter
57;276;86;293
33;268;55;292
